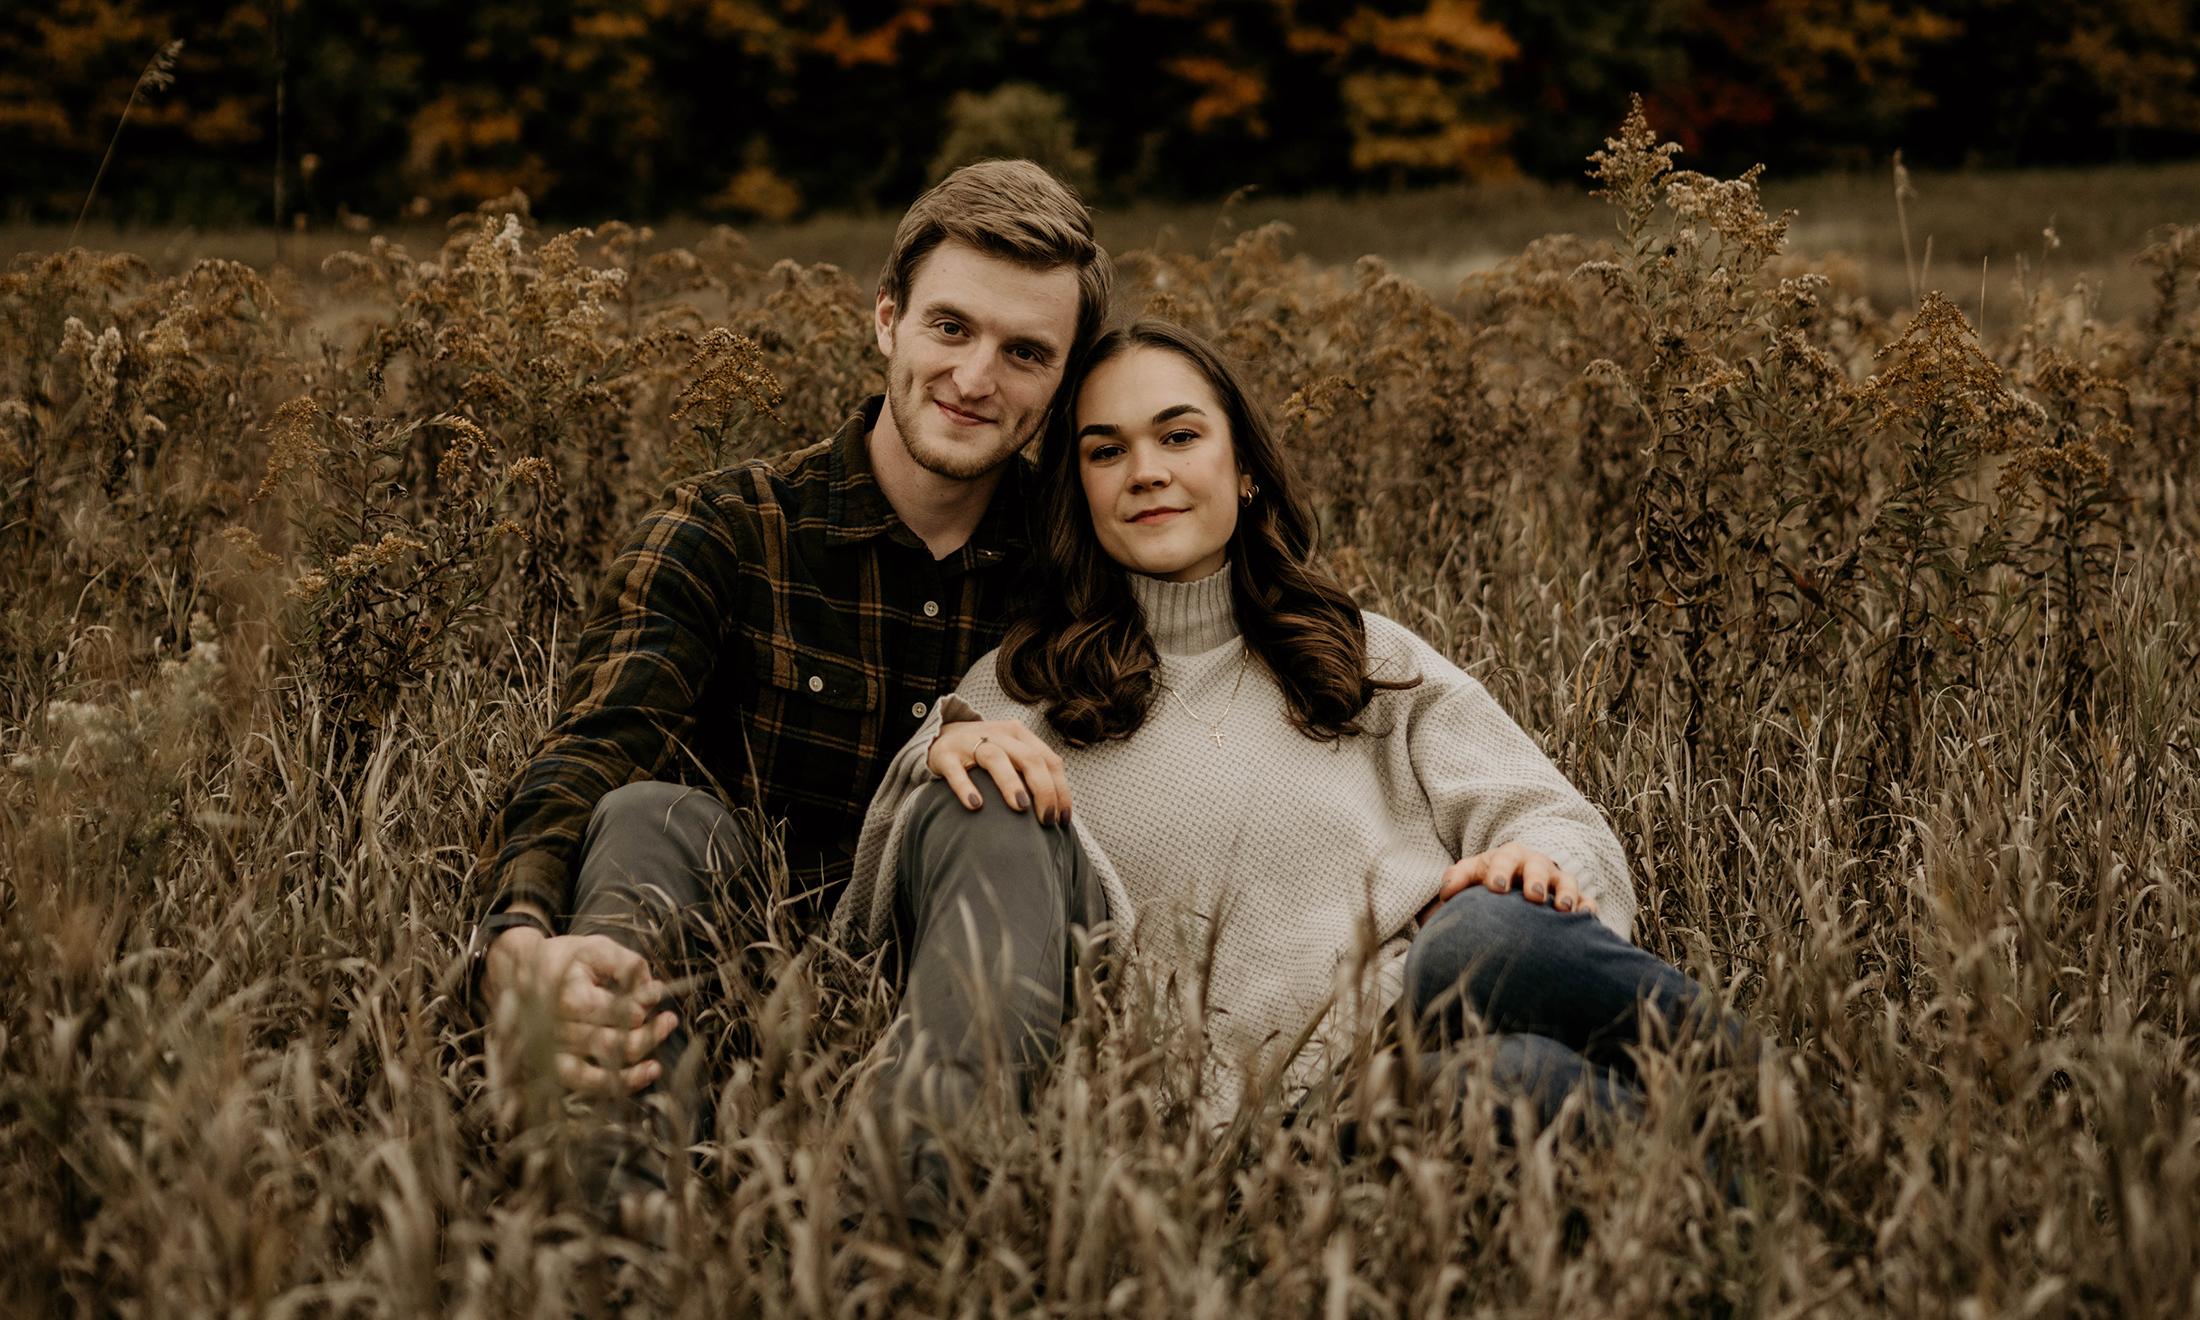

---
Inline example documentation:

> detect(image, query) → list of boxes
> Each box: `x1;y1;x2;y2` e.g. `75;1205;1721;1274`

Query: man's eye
1010;346;1042;364
936;320;965;338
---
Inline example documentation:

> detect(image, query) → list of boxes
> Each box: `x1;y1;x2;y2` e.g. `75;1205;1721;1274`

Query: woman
834;321;1740;1170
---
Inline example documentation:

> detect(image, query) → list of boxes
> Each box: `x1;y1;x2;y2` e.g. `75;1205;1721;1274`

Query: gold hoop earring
1240;482;1259;507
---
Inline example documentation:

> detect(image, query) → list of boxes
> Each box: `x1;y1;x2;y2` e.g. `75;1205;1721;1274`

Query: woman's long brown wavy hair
998;320;1417;746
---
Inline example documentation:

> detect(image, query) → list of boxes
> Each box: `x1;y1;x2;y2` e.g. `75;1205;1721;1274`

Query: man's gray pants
870;774;1105;1224
565;780;764;1209
569;773;1102;1219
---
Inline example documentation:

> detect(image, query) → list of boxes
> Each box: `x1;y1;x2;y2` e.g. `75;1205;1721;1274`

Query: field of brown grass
4;110;2198;1315
17;156;2200;324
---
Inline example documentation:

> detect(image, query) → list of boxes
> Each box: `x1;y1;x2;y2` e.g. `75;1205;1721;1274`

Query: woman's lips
1129;507;1187;524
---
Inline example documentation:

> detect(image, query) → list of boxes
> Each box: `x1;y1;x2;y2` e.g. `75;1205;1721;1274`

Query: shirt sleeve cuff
486;848;570;924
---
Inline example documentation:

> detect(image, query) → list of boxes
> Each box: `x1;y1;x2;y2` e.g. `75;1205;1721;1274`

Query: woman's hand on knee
928;719;1071;824
487;930;675;1095
1420;843;1597;923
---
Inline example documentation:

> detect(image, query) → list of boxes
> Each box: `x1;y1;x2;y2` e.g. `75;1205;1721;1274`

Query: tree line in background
7;0;2199;227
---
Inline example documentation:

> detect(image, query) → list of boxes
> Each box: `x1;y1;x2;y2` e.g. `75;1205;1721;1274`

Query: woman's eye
1086;444;1123;463
1163;429;1197;446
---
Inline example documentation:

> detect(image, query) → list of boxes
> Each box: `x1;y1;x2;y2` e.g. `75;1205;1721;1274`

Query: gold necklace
1162;653;1248;747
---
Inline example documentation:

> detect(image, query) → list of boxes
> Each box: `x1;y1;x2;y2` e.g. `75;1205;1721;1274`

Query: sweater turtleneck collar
1127;564;1241;655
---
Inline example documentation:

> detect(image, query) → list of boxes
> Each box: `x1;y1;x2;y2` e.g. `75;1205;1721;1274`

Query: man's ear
873;287;898;357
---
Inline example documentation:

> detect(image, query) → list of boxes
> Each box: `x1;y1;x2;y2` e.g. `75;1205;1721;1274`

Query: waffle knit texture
832;565;1637;1120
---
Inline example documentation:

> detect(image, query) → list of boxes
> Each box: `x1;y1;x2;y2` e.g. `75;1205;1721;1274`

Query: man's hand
484;921;679;1096
1418;842;1598;925
928;719;1072;824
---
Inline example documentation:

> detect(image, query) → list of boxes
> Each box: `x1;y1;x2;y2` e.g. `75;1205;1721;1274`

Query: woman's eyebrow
1077;403;1206;442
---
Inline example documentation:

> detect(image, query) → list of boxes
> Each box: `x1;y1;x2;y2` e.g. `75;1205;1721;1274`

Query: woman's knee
1431;885;1560;940
1403;886;1618;1020
1405;888;1529;1012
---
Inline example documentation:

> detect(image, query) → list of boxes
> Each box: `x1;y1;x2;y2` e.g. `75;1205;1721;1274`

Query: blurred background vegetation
7;0;2200;229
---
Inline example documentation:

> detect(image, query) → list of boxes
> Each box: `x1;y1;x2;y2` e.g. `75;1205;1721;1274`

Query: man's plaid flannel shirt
479;396;1031;925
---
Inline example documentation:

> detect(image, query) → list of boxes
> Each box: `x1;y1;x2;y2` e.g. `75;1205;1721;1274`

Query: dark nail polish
1014;792;1029;811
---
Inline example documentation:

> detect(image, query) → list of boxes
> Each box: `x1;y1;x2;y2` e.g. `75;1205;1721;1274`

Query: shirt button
911;701;929;719
807;675;824;693
922;600;941;618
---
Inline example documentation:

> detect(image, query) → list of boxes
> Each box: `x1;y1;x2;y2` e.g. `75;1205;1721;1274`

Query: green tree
929;83;1096;195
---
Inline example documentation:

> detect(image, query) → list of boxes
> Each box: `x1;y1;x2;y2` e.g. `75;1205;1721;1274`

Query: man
468;159;1108;1222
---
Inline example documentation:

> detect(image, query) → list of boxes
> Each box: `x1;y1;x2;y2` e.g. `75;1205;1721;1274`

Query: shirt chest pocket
745;622;882;818
763;634;874;712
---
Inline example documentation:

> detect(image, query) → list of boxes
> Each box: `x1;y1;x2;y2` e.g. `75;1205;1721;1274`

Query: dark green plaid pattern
480;397;1031;924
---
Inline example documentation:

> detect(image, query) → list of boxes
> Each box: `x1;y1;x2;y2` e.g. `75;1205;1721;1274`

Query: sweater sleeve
1378;619;1638;940
829;666;992;954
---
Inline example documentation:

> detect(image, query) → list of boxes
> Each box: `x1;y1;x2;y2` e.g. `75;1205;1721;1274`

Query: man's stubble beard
885;355;1038;482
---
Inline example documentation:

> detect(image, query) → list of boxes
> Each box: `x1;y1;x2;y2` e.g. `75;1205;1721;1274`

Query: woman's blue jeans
1402;887;1749;1135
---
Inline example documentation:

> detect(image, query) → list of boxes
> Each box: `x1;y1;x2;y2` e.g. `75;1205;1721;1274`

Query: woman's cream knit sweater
832;566;1635;1116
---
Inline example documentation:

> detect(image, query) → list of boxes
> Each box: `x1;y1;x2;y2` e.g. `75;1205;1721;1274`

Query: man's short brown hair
880;159;1112;356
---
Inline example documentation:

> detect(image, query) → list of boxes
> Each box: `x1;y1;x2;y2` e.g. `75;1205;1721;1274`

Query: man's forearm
477;485;740;922
503;898;554;927
480;831;581;924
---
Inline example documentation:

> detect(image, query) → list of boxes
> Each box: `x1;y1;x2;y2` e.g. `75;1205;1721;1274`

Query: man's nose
949;345;998;400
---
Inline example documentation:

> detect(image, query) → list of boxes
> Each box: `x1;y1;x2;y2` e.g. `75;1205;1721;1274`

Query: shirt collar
826;394;1034;565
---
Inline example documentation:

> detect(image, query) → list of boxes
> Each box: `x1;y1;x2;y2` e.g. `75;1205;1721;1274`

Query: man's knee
592;778;714;837
590;780;750;865
906;773;1038;841
899;772;1091;934
578;781;755;924
903;777;970;838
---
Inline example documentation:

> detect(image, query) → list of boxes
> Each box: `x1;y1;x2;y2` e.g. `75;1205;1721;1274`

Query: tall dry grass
3;106;2197;1315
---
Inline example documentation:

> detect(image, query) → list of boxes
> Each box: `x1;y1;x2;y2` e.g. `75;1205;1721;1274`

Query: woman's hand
1418;842;1597;924
928;720;1073;824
